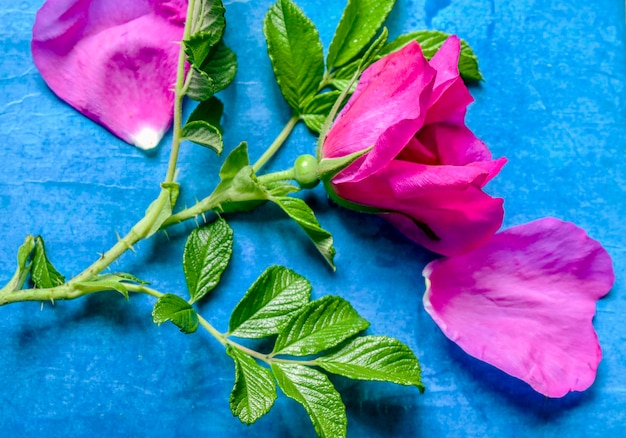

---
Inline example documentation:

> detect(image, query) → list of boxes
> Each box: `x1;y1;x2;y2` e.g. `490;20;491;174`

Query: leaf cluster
181;0;238;155
151;219;424;437
264;0;484;135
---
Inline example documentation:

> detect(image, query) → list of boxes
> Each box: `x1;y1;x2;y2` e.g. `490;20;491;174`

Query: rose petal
332;159;505;255
324;42;436;183
423;218;614;397
32;0;186;149
425;36;474;126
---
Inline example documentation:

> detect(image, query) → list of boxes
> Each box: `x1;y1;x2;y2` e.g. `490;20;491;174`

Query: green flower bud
294;154;320;189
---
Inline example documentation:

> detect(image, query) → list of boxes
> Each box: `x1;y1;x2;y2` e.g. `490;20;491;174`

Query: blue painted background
1;0;624;436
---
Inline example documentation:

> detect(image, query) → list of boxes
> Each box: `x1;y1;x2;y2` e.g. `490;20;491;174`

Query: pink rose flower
31;0;187;150
423;218;614;397
322;37;506;256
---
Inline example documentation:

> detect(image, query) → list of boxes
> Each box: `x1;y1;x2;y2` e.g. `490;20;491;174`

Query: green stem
164;0;196;184
257;168;296;185
252;115;300;172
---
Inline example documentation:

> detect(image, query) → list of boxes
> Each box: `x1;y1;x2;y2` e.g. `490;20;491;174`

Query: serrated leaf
264;0;324;112
181;120;223;154
31;237;65;289
301;91;342;134
188;97;224;132
152;294;199;334
185;0;226;66
106;272;149;286
190;0;226;36
381;30;484;82
183;218;233;303
326;0;395;69
186;68;215;101
272;296;369;356
186;42;237;101
316;336;424;391
227;345;277;424
272;363;346;438
228;266;311;338
270;196;336;270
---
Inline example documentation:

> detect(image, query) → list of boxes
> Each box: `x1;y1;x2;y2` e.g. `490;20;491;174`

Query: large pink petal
324;42;436;183
32;0;186;149
332;160;505;255
425;36;474;126
423;218;614;397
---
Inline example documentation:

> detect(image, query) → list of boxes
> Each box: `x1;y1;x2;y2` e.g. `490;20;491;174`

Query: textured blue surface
1;0;625;436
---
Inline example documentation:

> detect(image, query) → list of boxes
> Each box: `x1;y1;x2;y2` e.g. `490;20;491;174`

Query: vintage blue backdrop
0;0;624;436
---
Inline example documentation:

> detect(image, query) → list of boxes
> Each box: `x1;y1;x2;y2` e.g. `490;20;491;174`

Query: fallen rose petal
423;217;614;397
32;0;187;149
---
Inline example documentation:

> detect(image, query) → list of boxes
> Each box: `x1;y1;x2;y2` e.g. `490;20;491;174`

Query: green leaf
183;218;234;303
264;181;300;197
31;237;65;289
264;0;324;112
271;363;346;438
226;346;277;425
270;196;336;270
190;0;226;36
301;91;342;134
218;142;250;181
188;97;224;132
317;146;372;181
317;336;425;391
152;293;199;334
143;183;180;238
186;42;238;101
381;30;484;82
181;120;223;154
5;235;36;291
186;69;215;101
326;0;395;69
228;266;311;338
272;296;369;356
74;273;150;300
184;0;226;66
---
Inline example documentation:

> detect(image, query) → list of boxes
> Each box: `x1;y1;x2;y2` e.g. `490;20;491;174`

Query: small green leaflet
316;336;425;391
181;121;222;154
228;266;311;338
31;236;65;289
301;91;342;134
209;143;271;213
188;97;224;132
143;182;180;238
264;0;324;112
73;273;149;301
226;346;277;425
270;196;336;270
185;0;226;67
326;0;395;69
183;97;225;153
272;296;369;356
272;363;346;438
152;294;199;334
381;30;484;82
5;235;35;291
183;218;233;304
186;42;238;101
